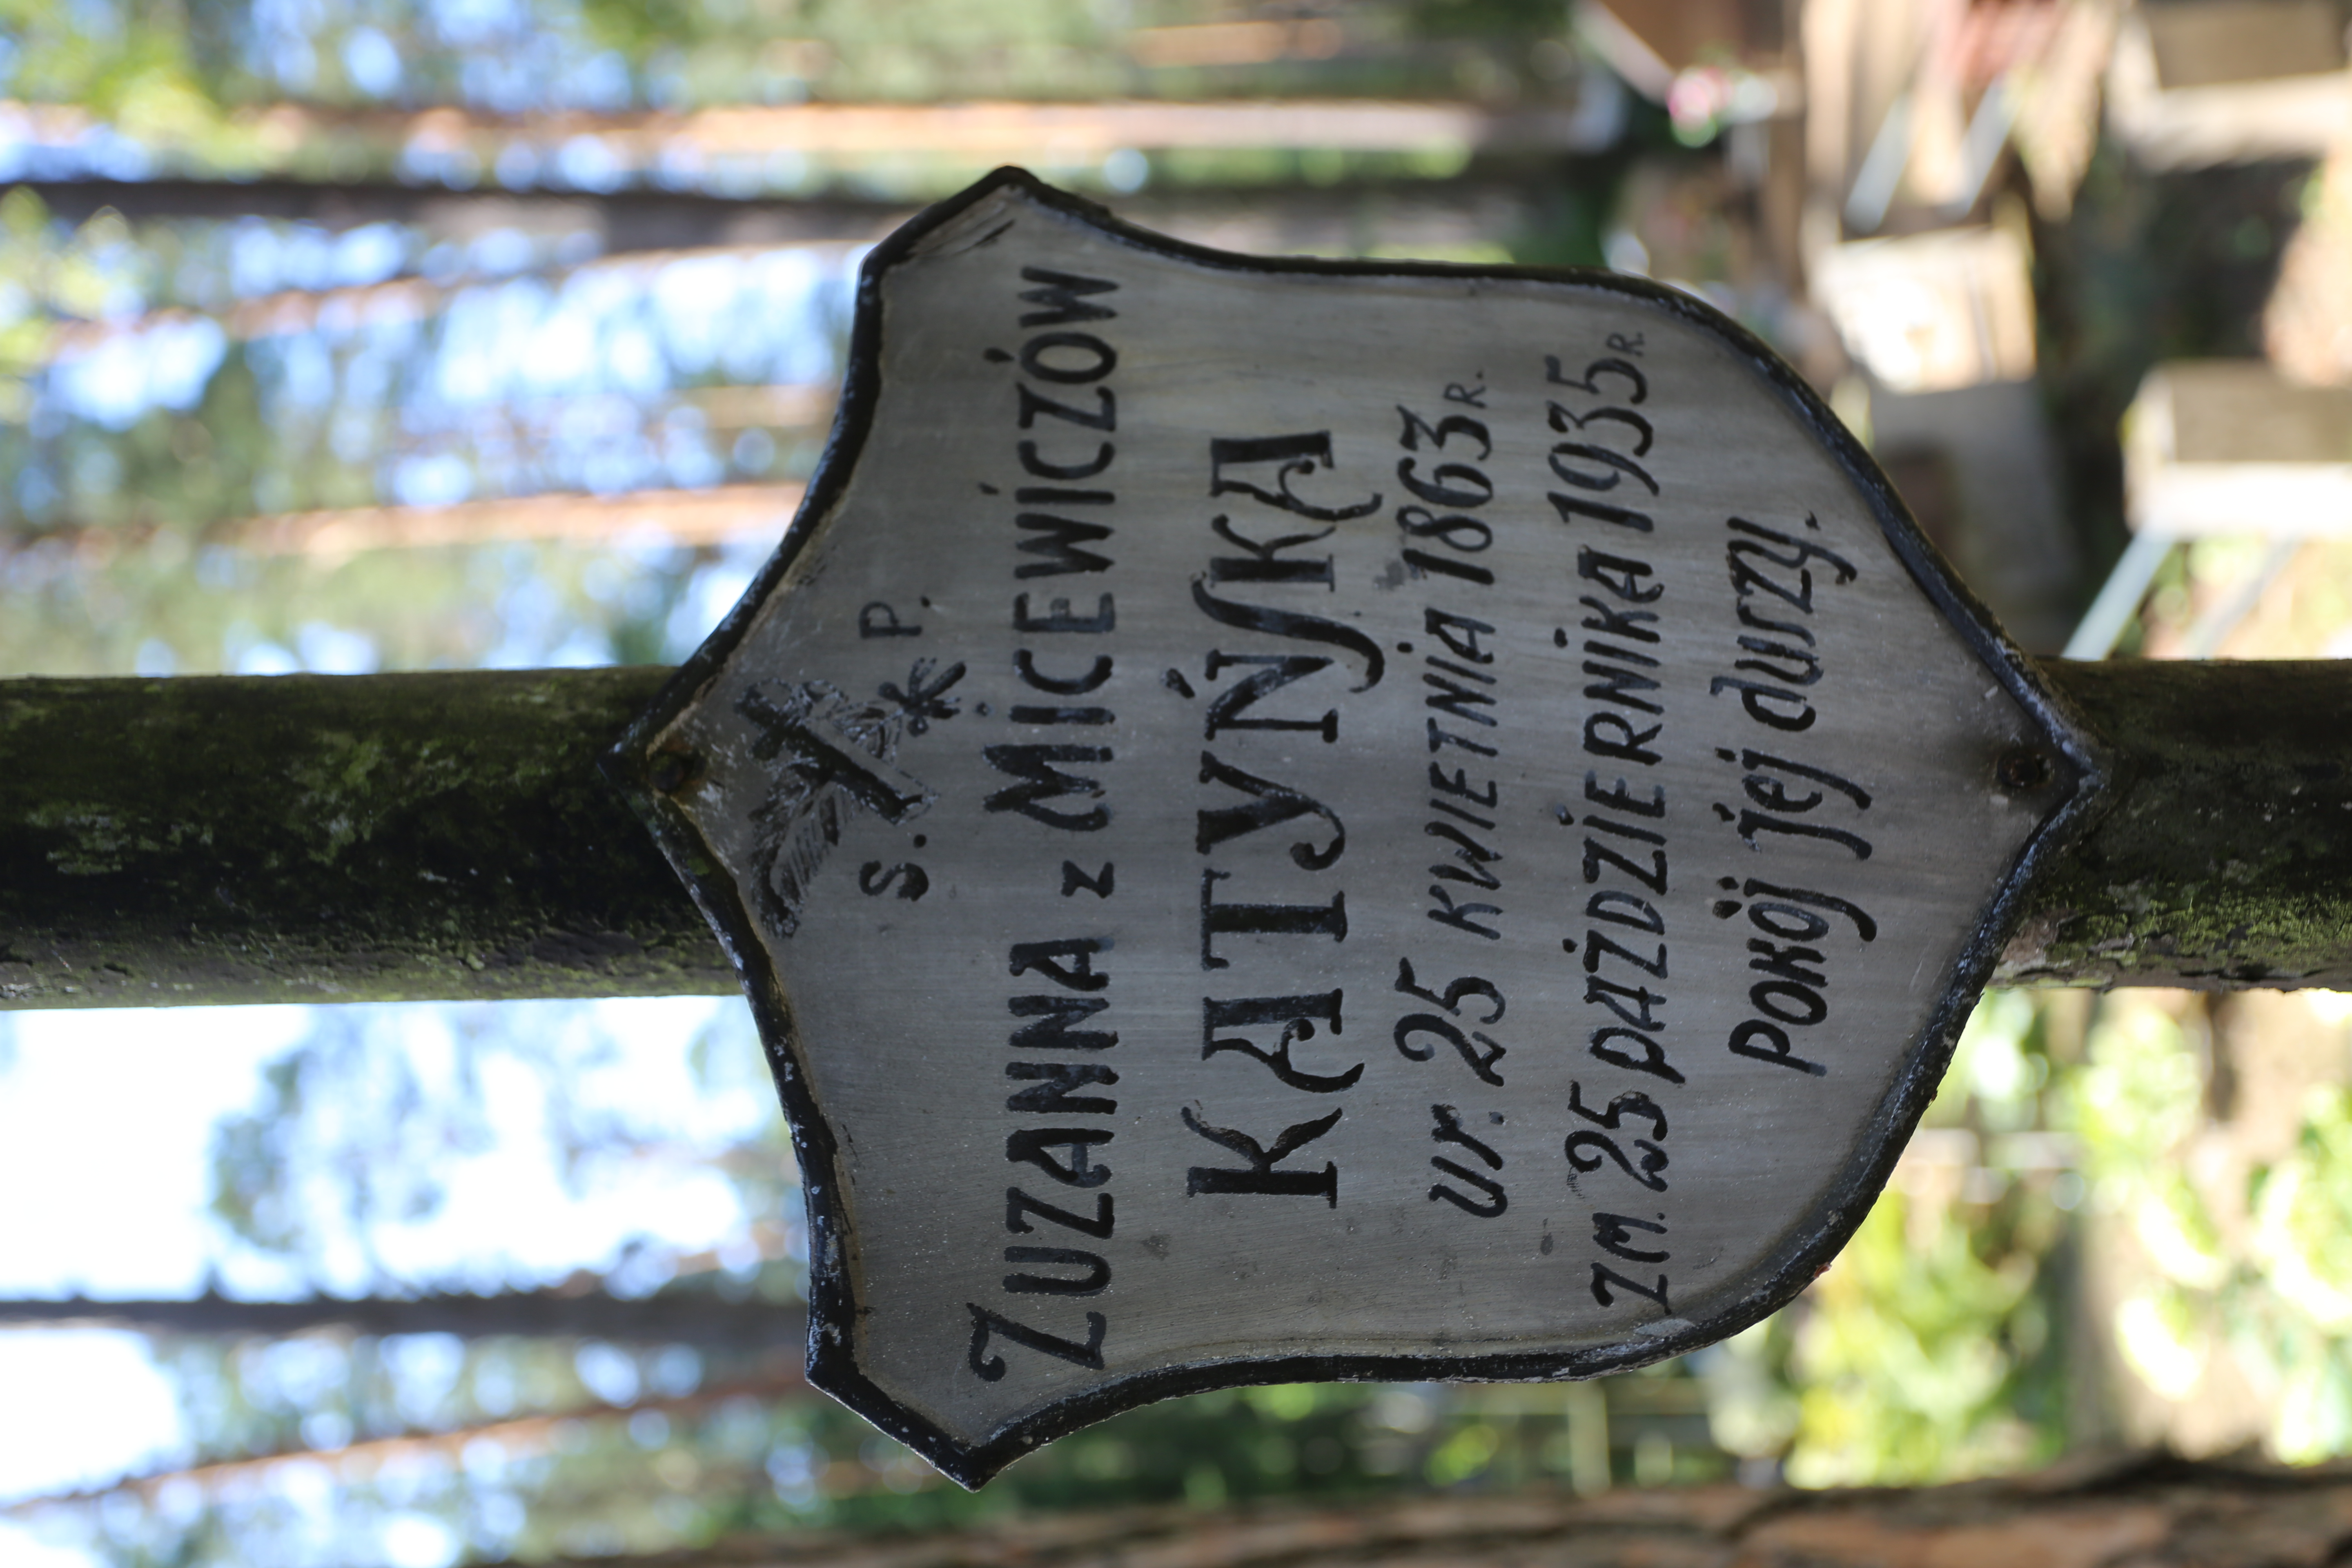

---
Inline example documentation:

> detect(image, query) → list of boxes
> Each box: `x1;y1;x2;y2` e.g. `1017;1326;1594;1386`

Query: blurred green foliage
3;0;1595;125
1719;985;2352;1491
1706;993;2077;1488
0;191;134;421
2254;1085;2352;1457
2058;993;2352;1463
1781;1187;2053;1486
0;0;239;124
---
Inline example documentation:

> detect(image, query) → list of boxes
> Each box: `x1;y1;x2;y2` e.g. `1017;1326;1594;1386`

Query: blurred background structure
3;0;2352;1564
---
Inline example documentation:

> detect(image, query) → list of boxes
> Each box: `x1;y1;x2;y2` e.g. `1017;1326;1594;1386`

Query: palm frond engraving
735;659;966;938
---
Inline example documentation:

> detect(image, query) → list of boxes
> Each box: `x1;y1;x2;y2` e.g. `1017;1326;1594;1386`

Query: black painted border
607;166;2113;1490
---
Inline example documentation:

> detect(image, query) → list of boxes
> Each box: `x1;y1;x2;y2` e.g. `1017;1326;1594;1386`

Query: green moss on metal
1999;659;2352;991
8;659;2350;1009
1;668;733;1008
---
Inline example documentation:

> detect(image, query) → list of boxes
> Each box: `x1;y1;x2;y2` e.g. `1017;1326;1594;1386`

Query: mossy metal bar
0;668;731;1009
1999;659;2352;991
2;659;2348;1009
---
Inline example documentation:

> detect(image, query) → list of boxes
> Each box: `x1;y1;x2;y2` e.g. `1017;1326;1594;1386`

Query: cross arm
4;660;2347;1009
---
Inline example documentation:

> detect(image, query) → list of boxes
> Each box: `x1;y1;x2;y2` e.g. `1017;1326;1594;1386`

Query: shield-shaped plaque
609;169;2104;1487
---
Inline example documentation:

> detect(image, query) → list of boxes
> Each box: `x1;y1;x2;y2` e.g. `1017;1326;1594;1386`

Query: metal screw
648;750;700;793
1997;747;2051;792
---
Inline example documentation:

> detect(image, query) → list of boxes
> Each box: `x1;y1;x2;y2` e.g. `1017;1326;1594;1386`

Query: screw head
1997;747;2051;792
648;750;700;793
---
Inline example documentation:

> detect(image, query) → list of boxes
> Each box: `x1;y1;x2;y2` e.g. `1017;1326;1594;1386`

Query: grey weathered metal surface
609;171;2097;1485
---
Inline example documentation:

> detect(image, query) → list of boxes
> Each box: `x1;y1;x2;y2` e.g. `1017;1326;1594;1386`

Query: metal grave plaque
609;169;2102;1487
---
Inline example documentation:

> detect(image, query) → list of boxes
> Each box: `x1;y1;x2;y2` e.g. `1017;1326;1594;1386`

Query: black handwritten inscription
1393;958;1507;1087
985;266;1125;856
1380;379;1517;1206
1428;1103;1507;1217
1422;608;1506;942
973;934;1122;1382
1396;385;1512;946
952;300;1904;1372
1534;332;1688;1318
1569;1078;1673;1311
1397;391;1499;589
967;266;1134;1383
1180;423;1385;1213
1378;374;1528;1241
1545;341;1655;535
1708;514;1878;1078
1710;514;1856;733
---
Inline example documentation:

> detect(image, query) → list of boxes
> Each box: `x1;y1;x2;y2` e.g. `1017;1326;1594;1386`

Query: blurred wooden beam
5;96;1623;185
22;172;1557;255
2;1366;812;1511
18;176;910;251
1126;18;1347;69
2108;0;2352;167
2124;363;2352;542
39;247;850;359
9;483;812;568
0;1289;808;1351
232;483;807;557
411;1456;2352;1567
33;179;1562;363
